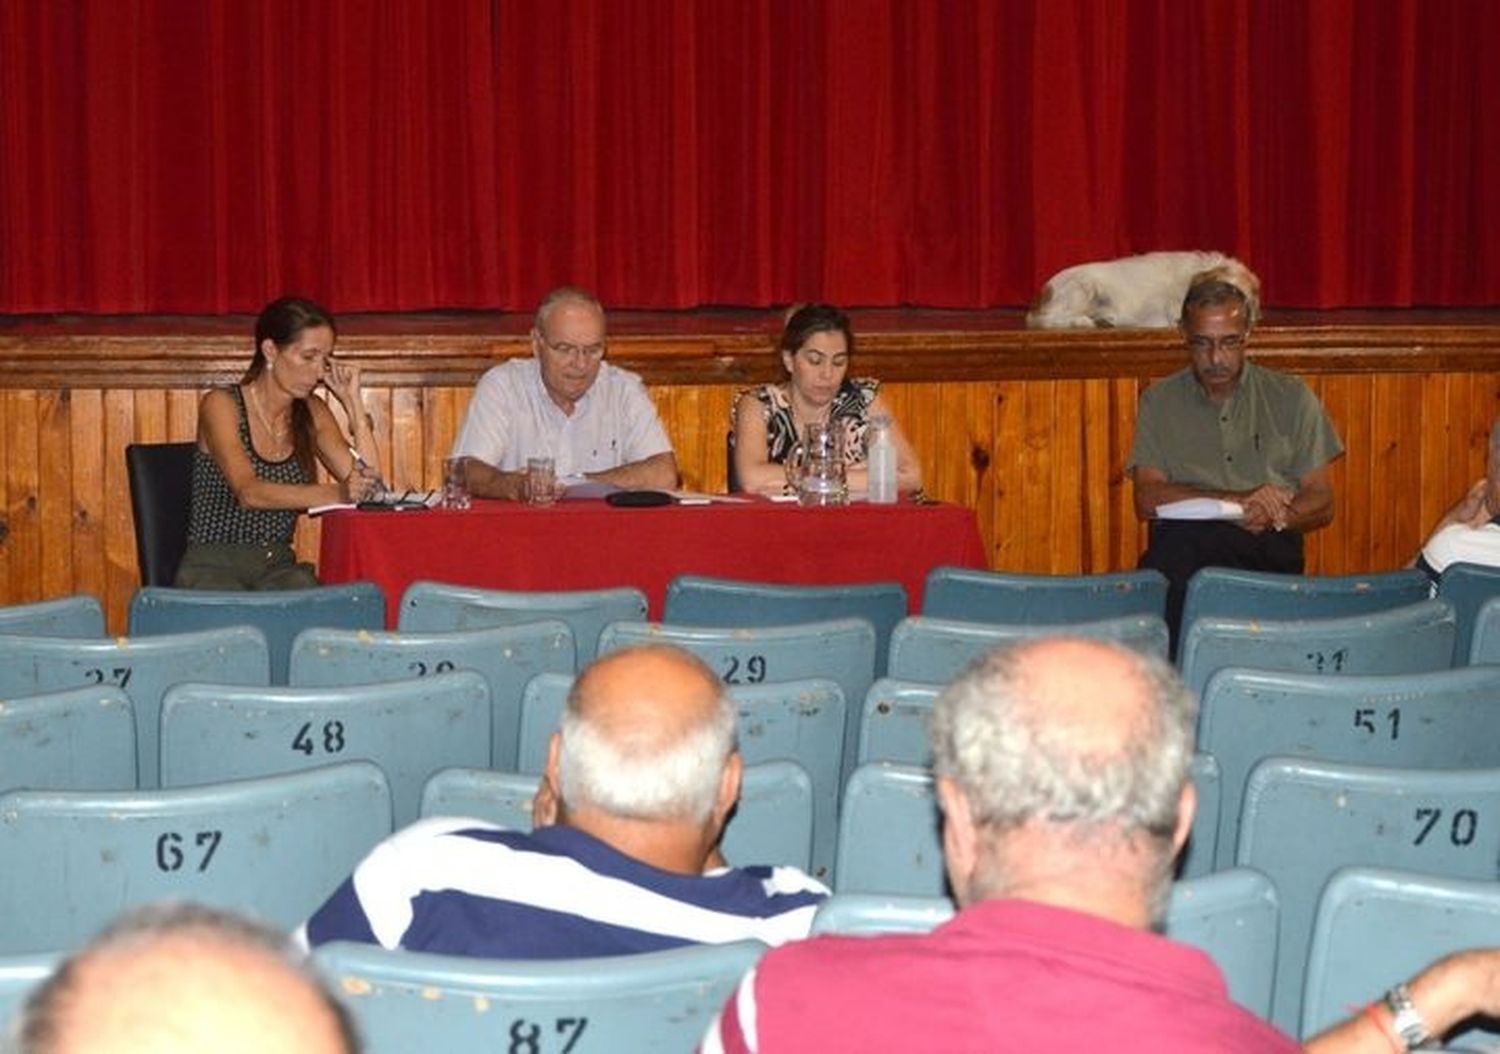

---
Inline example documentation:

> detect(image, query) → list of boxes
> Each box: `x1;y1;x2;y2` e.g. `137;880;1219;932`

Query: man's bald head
557;645;737;823
932;637;1197;843
15;903;358;1054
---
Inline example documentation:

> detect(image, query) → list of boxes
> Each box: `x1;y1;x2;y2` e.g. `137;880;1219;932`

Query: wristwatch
1383;983;1433;1051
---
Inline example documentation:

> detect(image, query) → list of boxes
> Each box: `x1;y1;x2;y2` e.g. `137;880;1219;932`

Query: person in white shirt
450;286;677;500
1414;418;1500;581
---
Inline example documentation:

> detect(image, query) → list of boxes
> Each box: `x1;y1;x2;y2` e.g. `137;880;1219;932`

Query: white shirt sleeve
614;369;673;463
450;366;515;465
1420;522;1500;576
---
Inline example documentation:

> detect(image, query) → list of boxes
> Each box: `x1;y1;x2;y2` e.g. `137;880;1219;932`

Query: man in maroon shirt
703;638;1500;1054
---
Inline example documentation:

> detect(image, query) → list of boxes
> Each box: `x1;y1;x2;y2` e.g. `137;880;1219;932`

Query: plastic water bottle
867;415;898;504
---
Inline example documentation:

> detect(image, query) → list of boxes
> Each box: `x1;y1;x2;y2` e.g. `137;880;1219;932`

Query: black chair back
126;442;197;586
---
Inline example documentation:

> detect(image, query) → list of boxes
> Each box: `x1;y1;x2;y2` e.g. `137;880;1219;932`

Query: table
317;499;988;626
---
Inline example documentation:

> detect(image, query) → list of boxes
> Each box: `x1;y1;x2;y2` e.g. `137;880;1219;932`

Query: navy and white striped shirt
298;818;827;959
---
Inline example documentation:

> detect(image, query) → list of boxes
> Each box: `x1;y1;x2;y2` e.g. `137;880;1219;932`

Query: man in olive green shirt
1127;277;1344;647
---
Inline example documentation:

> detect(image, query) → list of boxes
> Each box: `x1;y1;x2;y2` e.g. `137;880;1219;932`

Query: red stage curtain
1;0;1495;313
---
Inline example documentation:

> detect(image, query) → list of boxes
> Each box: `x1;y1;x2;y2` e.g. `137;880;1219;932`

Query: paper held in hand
1154;497;1245;521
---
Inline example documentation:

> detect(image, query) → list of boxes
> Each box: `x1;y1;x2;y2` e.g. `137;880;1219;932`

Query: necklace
246;384;291;445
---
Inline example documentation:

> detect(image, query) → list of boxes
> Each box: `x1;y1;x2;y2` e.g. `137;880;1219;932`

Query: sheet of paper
1154;498;1244;521
669;491;753;505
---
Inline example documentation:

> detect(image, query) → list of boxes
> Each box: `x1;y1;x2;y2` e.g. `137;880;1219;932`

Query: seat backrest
1180;567;1433;633
313;938;765;1054
1235;758;1500;1032
1177;598;1456;698
420;760;815;874
0;626;271;789
161;671;490;826
0;761;392;954
809;868;1276;1019
129;582;385;684
1466;593;1500;664
664;574;907;674
0;595;106;638
922;567;1168;625
831;752;1220;896
1302;867;1500;1045
886;614;1170;684
516;673;842;878
1176;753;1221;881
288;622;575;770
1436;561;1500;663
834;762;944;897
0;686;137;793
598;617;876;789
811;893;954;935
1200;665;1500;870
1161;867;1279;1020
398;581;648;665
856;678;940;766
0;951;60;1034
125;441;197;587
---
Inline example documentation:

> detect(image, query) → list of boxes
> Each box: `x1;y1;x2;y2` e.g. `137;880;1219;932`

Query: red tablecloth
318;499;987;626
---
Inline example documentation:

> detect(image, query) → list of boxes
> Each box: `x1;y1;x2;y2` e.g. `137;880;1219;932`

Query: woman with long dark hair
176;296;380;589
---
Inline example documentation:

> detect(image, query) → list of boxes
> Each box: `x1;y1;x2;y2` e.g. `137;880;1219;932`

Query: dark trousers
1140;520;1304;656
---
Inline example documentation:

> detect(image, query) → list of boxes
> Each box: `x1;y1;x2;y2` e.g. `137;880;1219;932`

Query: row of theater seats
5;661;1500;1033
2;862;1495;1050
7;564;1500;1046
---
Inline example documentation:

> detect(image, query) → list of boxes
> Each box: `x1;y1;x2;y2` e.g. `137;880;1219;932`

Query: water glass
442;456;471;510
526;456;557;506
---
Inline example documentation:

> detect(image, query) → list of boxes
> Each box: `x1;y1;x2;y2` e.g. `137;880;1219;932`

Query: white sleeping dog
1026;251;1260;329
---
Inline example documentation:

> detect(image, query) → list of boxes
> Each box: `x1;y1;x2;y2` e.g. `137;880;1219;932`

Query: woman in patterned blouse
732;303;921;496
175;297;381;589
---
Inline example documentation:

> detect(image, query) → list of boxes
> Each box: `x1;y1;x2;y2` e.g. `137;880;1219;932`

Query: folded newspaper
1153;498;1244;521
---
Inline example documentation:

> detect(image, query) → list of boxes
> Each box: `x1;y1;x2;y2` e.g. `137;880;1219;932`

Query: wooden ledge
3;309;1499;388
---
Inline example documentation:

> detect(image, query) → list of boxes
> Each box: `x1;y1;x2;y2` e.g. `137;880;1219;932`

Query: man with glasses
1127;274;1343;645
451;286;677;499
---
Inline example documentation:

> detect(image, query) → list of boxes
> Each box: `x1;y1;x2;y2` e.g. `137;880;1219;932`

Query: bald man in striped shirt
297;645;826;958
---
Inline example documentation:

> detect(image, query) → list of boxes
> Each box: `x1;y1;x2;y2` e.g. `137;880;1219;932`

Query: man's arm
586;451;679;490
460;457;528;501
1282;461;1334;533
1132;462;1333;534
1131;466;1290;526
1305;949;1500;1053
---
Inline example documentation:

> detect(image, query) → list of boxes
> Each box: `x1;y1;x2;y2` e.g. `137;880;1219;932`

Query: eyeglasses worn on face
1186;334;1247;353
538;336;607;361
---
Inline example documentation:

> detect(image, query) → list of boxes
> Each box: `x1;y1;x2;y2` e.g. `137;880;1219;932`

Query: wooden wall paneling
132;390;168;441
104;391;138;632
992;381;1025;570
1445;373;1479;517
1416;374;1453;544
1081;378;1112;573
69;390;106;607
166;389;200;439
0;392;9;596
1050;381;1085;573
1390;374;1425;566
380;387;422;490
962;382;998;563
1019;380;1057;572
6;391;41;609
1325;374;1369;576
1368;375;1403;570
655;386;710;493
39;392;75;601
1468;374;1500;493
430;388;472;489
1108;377;1143;572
